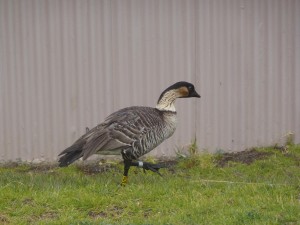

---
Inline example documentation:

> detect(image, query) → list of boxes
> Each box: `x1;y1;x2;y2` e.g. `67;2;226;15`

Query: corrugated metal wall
0;0;299;161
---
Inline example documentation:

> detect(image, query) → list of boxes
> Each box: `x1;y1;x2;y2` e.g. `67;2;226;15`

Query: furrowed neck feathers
155;89;180;112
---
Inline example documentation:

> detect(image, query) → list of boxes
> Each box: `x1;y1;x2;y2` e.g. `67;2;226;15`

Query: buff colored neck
155;90;179;112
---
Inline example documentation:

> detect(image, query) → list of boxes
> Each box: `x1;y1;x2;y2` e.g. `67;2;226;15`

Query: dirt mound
216;148;273;167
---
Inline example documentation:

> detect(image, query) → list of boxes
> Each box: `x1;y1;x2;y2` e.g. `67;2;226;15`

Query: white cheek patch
138;161;143;168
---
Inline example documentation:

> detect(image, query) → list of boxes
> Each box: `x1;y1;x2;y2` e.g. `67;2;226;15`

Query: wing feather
68;106;167;160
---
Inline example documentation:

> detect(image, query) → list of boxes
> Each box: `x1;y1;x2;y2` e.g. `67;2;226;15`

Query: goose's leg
121;160;131;186
121;149;135;186
121;149;165;186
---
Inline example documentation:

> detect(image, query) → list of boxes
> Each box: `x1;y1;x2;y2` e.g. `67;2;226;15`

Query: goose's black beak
190;90;201;98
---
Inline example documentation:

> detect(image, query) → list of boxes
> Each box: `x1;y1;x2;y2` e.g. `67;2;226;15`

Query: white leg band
138;161;143;168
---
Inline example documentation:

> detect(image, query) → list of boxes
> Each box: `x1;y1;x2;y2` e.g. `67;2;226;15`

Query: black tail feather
58;150;83;167
58;140;85;167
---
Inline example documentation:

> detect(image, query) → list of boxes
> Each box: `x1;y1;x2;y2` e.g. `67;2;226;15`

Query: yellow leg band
121;176;128;186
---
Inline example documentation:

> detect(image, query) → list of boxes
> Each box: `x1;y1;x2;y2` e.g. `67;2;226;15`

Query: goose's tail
58;140;86;167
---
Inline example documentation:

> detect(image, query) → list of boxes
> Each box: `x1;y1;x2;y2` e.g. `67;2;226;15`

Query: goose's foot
121;155;167;186
138;161;164;176
121;175;128;186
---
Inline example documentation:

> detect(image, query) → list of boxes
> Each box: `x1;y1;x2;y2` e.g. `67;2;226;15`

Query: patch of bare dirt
76;161;121;175
88;211;108;219
38;211;58;220
89;206;124;219
0;161;19;168
27;211;58;224
26;163;57;173
0;214;9;224
0;162;57;173
22;198;35;206
143;208;153;218
216;148;273;167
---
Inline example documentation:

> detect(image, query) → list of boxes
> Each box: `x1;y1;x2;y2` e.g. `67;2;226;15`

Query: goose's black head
157;81;200;103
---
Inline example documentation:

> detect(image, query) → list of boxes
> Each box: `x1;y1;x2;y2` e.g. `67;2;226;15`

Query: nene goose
58;81;200;185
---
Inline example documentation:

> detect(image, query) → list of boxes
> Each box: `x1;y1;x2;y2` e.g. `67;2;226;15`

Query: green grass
0;145;299;225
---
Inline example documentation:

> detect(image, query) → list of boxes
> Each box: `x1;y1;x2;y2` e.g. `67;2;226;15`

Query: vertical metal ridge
0;0;4;159
295;0;300;142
